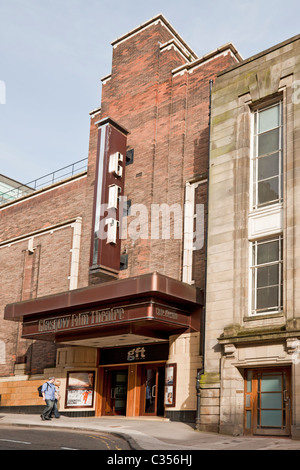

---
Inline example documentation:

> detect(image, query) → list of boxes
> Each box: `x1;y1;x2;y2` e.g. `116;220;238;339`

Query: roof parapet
217;33;300;77
172;42;243;76
111;13;198;61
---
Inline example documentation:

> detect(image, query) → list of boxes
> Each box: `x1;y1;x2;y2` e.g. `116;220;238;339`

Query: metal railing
0;157;88;206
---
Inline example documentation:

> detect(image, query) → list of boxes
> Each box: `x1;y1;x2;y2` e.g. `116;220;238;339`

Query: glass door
244;368;291;436
105;369;128;416
142;365;165;416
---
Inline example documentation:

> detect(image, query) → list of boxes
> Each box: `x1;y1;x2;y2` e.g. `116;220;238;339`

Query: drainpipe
196;79;213;430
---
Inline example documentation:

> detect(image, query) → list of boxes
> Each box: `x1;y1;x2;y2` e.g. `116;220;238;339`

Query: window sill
244;311;285;322
219;314;289;347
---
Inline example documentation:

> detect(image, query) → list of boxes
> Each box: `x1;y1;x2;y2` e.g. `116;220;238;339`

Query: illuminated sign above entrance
21;301;193;340
5;272;202;345
38;307;125;333
127;347;146;361
99;343;169;365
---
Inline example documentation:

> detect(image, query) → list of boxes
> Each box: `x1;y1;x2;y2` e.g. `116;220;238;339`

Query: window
120;253;128;270
122;198;131;217
126;148;134;165
251;237;283;315
252;102;283;209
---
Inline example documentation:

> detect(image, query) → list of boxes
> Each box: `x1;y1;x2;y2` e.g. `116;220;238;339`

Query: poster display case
164;363;176;407
65;371;95;408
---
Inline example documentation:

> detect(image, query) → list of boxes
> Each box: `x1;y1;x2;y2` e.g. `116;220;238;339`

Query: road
0;426;131;450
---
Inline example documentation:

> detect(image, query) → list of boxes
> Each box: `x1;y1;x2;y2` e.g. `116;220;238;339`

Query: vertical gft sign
90;117;129;278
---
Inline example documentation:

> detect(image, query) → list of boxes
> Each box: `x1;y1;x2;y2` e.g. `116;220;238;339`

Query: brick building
0;15;240;421
203;34;300;437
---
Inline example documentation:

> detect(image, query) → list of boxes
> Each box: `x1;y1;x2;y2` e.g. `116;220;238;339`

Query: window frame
250;236;283;316
251;101;283;210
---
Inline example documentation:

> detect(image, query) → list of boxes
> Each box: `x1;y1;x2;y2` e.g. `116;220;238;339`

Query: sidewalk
1;413;300;450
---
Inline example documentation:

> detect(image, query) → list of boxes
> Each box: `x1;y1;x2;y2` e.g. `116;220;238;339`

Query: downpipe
195;79;213;431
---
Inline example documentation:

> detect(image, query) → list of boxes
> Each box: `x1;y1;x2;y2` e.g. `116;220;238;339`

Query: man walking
40;376;56;421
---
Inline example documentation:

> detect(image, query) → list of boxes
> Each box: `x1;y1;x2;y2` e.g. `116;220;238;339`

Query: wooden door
104;368;128;416
141;364;165;416
245;368;291;436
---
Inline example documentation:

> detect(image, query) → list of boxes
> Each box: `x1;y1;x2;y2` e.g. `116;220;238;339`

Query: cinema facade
3;15;300;439
0;15;240;423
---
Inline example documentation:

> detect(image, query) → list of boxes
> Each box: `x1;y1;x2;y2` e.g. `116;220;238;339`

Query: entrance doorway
104;368;128;416
141;364;165;416
244;367;291;436
98;359;168;417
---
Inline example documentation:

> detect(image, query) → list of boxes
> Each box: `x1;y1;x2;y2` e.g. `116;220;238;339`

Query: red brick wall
0;175;95;376
94;22;237;282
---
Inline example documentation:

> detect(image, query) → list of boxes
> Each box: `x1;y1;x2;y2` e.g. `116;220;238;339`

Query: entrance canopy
4;272;202;348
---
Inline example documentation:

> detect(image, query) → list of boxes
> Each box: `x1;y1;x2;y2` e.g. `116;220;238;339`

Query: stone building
202;34;300;437
0;15;239;421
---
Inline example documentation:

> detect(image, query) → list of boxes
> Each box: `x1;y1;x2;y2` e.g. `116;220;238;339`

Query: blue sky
0;0;299;184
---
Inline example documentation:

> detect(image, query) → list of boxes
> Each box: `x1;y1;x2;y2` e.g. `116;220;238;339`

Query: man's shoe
40;415;45;421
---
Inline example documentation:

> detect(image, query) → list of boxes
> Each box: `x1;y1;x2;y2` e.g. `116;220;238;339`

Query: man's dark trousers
41;399;54;420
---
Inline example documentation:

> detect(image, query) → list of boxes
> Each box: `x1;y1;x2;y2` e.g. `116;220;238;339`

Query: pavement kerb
2;414;300;450
0;419;144;450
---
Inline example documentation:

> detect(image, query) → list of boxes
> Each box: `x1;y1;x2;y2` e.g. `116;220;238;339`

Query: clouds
0;0;299;184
